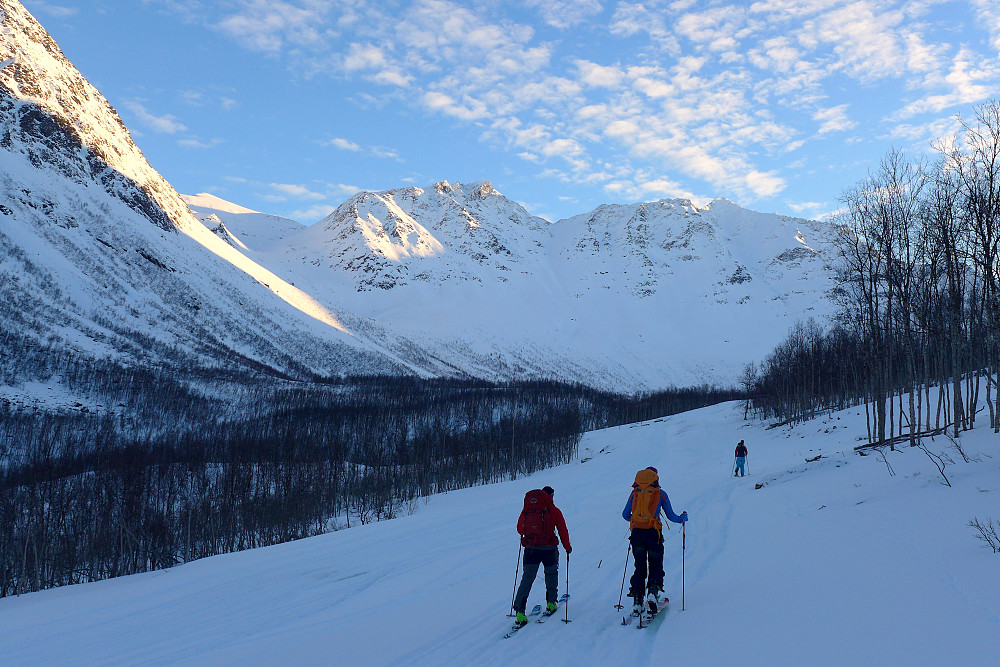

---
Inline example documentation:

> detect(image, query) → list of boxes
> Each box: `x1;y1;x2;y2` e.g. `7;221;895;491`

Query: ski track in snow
2;400;999;666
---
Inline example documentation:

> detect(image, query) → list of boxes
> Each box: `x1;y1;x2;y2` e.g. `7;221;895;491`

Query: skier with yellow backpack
622;467;688;617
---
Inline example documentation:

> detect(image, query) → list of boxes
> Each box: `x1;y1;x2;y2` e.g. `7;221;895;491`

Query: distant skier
623;467;687;616
734;440;748;477
513;486;571;626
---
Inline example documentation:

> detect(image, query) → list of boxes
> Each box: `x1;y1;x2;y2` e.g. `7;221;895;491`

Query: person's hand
566;546;573;554
680;511;689;523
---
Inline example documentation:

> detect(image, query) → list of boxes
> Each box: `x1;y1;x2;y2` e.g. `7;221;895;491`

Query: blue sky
24;0;1000;223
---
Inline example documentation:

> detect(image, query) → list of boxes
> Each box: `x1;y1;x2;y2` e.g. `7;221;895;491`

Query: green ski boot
546;602;558;614
515;611;528;626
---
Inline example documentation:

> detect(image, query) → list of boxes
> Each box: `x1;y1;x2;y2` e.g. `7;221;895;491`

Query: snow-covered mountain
229;182;840;387
2;0;840;392
299;180;550;291
0;1;415;380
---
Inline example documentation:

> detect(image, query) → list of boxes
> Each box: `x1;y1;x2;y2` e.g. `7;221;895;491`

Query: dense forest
750;100;1000;449
0;329;737;597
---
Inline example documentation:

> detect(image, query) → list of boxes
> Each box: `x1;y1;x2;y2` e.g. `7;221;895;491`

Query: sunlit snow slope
0;1;434;379
2;402;997;666
191;186;841;389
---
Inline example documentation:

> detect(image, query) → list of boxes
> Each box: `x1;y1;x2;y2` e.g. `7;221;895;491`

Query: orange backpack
629;469;667;534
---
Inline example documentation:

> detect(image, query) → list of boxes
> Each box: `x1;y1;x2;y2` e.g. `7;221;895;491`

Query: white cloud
181;90;239;110
813;104;857;134
604;119;641;138
289;204;338;223
268;183;327;200
422;91;490;120
343;42;386;71
887;116;961;145
674;5;749;51
24;1;78;18
786;199;839;220
123;101;187;134
610;2;681;54
540;138;584;158
371;147;402;161
153;0;1000;212
322;182;364;197
576;60;624;88
891;48;996;119
524;0;602;29
602;176;696;203
971;0;1000;52
215;0;343;52
323;138;401;161
178;137;223;149
744;170;786;197
327;137;362;152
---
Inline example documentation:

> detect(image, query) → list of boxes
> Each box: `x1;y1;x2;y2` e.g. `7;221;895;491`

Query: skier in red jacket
513;486;571;626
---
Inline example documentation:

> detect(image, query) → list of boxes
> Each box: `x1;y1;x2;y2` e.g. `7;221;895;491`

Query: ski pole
682;522;686;611
509;543;522;617
615;542;632;610
562;551;572;623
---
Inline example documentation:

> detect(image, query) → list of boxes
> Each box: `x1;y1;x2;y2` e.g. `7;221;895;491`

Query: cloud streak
124;101;187;134
157;0;1000;207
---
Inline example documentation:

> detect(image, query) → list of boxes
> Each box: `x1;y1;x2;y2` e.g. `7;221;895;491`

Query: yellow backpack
629;469;667;534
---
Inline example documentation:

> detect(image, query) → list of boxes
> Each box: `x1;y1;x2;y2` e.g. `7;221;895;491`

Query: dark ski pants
514;546;558;612
628;528;664;600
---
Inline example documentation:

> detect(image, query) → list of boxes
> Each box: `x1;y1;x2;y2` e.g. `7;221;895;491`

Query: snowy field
2;401;998;666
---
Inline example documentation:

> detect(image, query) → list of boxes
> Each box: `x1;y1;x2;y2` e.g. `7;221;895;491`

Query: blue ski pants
735;456;746;476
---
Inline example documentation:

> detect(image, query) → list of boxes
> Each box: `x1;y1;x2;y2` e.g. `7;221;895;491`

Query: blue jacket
622;488;686;525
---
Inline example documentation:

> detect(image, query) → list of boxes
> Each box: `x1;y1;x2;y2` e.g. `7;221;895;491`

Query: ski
637;596;669;629
535;593;570;623
503;604;543;639
621;609;640;626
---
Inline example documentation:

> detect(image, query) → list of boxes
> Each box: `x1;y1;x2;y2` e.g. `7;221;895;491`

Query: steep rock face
0;1;408;381
0;1;191;231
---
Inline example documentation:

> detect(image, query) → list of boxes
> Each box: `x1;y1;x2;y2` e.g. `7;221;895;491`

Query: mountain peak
0;0;195;231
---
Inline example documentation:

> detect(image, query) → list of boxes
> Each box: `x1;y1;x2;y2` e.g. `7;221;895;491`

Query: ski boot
514;611;529;627
546;601;558;614
646;586;665;614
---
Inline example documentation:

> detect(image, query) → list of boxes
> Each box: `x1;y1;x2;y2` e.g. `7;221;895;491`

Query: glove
566;546;573;554
680;512;688;523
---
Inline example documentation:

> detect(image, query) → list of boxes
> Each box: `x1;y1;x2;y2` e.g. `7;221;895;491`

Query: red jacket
735;444;748;457
517;491;571;550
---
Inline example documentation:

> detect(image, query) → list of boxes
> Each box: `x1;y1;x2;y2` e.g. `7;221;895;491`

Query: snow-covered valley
183;185;841;389
2;401;996;666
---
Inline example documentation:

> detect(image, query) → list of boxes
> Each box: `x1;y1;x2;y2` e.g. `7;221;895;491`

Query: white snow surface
2;402;997;665
182;193;260;215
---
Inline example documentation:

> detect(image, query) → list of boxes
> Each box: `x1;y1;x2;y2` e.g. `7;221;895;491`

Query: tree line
750;99;1000;448
0;353;737;596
